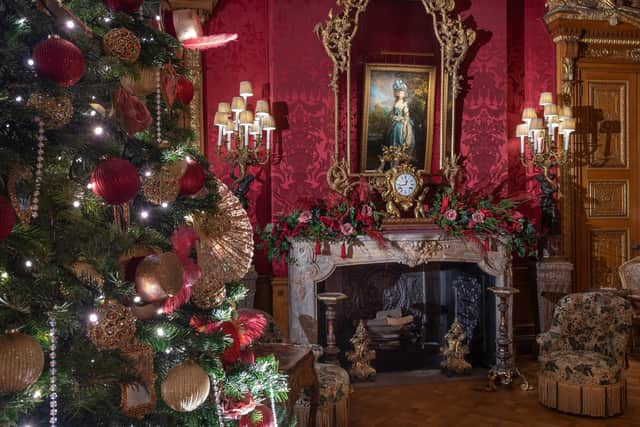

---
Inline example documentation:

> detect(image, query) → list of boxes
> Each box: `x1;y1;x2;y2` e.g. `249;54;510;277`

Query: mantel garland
260;187;538;261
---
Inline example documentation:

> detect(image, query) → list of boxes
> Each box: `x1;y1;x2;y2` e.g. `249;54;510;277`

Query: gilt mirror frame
315;0;476;196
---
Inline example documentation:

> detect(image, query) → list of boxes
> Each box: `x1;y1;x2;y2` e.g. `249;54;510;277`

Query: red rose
511;210;524;221
239;404;275;427
115;88;152;135
222;393;257;420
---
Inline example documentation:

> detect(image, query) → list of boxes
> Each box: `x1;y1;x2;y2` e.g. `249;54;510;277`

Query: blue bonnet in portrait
392;79;408;93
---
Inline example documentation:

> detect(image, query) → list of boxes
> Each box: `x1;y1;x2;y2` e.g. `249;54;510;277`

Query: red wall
203;0;555;276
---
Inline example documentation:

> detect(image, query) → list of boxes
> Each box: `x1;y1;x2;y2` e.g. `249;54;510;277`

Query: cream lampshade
543;104;558;118
217;102;231;114
563;117;576;133
529;117;544;131
515;123;529;138
255;100;270;117
521;108;537;123
262;115;276;131
214;112;228;127
249;123;260;136
239;81;253;98
539;92;553;106
559;105;573;120
231;97;245;113
239;110;254;126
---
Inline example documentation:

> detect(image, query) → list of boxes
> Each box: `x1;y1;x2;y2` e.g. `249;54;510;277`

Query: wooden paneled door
575;64;640;290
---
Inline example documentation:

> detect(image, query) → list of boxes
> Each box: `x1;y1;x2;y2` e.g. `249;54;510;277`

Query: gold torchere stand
441;318;471;375
486;287;532;391
317;292;348;365
347;320;376;381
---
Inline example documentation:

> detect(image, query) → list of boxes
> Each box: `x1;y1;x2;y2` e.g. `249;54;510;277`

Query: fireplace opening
317;262;496;372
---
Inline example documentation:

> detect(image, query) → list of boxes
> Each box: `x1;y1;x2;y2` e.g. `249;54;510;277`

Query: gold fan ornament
190;243;226;309
121;65;158;97
191;180;253;283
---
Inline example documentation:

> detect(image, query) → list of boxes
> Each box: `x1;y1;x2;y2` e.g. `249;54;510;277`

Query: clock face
394;173;417;196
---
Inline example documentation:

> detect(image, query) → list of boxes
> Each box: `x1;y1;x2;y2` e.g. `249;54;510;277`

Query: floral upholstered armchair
537;291;633;417
619;256;640;352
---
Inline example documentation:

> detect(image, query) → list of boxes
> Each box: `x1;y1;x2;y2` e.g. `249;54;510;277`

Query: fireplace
317;263;496;370
287;227;514;369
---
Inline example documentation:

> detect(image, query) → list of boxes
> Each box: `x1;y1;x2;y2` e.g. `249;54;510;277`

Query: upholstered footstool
294;362;351;427
538;350;626;417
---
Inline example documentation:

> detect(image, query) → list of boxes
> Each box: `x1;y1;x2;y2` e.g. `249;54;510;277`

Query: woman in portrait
388;79;415;156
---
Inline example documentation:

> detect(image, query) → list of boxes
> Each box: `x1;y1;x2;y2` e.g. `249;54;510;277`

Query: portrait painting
360;64;436;173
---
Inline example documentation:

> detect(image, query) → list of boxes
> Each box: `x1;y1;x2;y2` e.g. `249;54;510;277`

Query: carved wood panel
589;229;628;288
587;81;627;168
575;67;639;290
587;180;628;217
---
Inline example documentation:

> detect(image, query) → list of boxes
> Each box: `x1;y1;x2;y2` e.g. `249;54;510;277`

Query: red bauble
175;76;194;105
239;405;275;427
33;37;85;87
105;0;143;13
0;195;15;241
90;158;140;205
179;162;206;196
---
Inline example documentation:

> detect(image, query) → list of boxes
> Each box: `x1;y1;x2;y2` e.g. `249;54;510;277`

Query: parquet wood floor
349;356;640;426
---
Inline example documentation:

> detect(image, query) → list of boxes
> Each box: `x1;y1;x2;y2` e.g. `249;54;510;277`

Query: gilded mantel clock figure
380;146;427;219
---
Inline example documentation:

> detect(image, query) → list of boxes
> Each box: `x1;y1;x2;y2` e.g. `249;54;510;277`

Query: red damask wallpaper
203;0;554;276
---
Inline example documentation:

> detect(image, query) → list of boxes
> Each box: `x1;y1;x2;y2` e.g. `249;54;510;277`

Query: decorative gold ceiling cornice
545;1;640;28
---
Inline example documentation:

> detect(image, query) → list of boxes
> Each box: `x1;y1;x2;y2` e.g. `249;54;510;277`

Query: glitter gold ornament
0;332;45;393
7;167;34;226
161;360;210;412
103;28;141;64
86;299;137;350
27;92;73;130
190;243;226;309
192;180;253;283
121;65;157;97
142;162;186;205
134;252;184;303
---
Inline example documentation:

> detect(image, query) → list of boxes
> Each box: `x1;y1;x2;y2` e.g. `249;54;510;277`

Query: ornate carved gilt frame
315;0;476;196
544;0;640;267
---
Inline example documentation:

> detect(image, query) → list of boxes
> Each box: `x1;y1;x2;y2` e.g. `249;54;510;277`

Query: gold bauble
135;252;184;303
0;332;44;393
192;180;253;283
27;92;73;129
121;65;157;97
86;299;137;350
161;360;210;412
190;243;226;309
142;162;186;205
103;28;141;64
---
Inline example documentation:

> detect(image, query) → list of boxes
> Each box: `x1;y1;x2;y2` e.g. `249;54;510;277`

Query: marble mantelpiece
287;227;513;345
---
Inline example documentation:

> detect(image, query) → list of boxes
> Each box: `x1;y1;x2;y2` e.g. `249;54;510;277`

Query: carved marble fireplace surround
287;227;512;348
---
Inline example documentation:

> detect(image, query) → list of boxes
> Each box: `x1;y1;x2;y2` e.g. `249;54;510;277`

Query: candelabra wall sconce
214;81;276;207
515;92;576;185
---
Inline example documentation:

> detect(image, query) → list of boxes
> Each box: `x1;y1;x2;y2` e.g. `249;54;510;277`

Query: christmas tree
0;1;286;425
